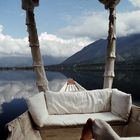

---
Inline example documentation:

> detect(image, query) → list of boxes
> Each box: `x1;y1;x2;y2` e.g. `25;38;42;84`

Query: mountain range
0;55;66;67
62;34;140;65
0;33;140;67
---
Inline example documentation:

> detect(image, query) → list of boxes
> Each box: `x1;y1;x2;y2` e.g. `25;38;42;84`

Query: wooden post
103;7;116;88
22;0;48;92
98;0;120;88
26;10;48;92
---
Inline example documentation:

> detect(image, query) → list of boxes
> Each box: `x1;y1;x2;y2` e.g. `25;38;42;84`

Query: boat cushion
26;89;132;127
45;89;112;115
43;112;126;127
111;89;132;120
26;92;48;127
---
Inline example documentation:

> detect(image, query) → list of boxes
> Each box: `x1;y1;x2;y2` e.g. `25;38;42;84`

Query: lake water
0;70;140;139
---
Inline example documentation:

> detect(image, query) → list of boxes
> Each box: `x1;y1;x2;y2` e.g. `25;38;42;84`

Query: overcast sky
0;0;140;58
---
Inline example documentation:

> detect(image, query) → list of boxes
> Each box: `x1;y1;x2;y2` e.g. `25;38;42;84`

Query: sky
0;0;140;59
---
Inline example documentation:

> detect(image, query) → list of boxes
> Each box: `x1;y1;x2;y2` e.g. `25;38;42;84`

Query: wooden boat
6;80;140;140
5;0;140;140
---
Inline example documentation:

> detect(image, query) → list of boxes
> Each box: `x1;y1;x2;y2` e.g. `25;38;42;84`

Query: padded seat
42;112;126;128
26;89;132;128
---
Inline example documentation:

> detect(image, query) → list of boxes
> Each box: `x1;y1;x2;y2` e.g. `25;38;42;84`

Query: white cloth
43;112;126;127
26;92;48;127
111;89;132;120
26;88;132;128
45;89;112;115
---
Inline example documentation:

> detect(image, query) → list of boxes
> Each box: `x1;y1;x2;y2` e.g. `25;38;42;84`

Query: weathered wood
40;127;82;140
25;10;48;92
103;7;117;88
99;0;120;88
6;112;42;140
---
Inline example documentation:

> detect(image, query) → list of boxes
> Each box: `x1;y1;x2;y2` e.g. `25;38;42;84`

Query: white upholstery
45;89;112;115
111;89;132;120
26;89;132;127
43;112;126;127
88;89;111;111
26;92;48;127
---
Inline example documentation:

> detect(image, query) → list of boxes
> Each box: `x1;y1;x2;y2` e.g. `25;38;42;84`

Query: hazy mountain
1;33;140;67
62;34;140;65
0;55;66;67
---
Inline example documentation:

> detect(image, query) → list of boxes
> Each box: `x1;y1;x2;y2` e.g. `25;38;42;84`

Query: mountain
0;55;66;67
62;34;140;65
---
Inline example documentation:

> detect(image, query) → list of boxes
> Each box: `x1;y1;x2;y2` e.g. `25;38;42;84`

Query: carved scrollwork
98;0;120;9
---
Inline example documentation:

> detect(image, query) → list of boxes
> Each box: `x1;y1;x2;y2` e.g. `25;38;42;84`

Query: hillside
62;34;140;65
0;55;66;67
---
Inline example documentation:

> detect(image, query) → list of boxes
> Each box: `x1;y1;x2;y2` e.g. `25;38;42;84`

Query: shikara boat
4;0;140;140
5;80;140;140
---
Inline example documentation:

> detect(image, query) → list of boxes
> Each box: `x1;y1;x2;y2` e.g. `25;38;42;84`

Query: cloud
58;10;140;40
117;10;140;36
129;0;140;8
49;79;67;91
0;34;29;56
0;25;91;58
39;32;91;57
0;77;67;105
1;8;140;59
58;12;108;40
0;82;37;105
0;25;3;33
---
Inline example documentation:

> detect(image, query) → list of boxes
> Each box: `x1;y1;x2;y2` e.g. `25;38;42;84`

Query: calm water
0;70;140;139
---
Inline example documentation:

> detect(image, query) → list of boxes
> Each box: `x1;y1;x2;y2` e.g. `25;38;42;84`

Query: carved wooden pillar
22;0;48;92
103;7;116;88
99;0;120;88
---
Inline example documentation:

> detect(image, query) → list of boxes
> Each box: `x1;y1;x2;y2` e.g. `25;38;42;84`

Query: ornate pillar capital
98;0;120;9
22;0;39;11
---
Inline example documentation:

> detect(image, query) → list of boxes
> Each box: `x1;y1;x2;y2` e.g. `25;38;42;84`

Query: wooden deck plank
40;127;82;140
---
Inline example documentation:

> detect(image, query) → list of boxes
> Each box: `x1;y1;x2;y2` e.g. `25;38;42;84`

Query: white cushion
45;89;112;115
88;89;111;112
43;112;126;127
26;92;48;127
111;89;132;120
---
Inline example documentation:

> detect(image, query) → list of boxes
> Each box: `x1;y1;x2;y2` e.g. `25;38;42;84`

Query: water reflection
114;71;140;101
60;71;104;90
0;71;68;139
47;71;68;91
